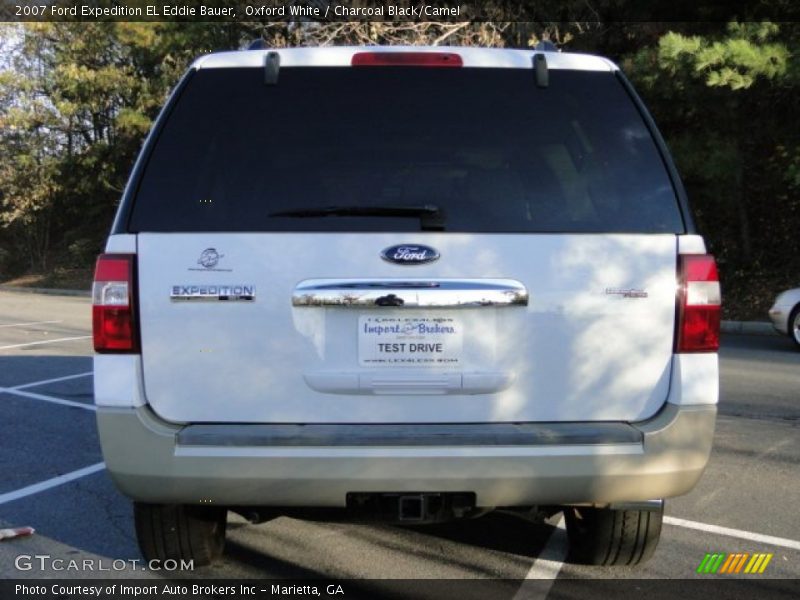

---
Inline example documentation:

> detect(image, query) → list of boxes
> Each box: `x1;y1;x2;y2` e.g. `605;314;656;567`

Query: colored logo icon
697;552;773;574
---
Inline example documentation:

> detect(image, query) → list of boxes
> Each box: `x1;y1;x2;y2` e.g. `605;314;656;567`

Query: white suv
92;46;720;567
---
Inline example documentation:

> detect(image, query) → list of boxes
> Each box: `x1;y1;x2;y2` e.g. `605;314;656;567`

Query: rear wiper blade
269;204;445;231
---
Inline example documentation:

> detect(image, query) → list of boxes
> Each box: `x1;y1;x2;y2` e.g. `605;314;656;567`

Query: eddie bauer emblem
189;248;232;272
198;248;222;269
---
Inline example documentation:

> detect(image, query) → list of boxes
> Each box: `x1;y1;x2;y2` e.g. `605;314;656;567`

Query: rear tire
789;305;800;349
564;503;663;566
134;503;227;566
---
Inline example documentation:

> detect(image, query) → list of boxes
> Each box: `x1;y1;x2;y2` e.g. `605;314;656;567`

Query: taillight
92;254;138;353
676;254;721;353
351;52;463;67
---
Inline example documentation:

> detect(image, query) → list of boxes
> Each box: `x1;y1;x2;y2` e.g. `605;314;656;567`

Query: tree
0;22;258;272
622;22;797;270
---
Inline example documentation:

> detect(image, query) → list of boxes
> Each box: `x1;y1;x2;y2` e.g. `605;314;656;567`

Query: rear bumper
96;402;716;507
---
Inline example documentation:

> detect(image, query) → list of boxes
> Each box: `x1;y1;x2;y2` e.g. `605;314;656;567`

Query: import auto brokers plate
359;316;463;367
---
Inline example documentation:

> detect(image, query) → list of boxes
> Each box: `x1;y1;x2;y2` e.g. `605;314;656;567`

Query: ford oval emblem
381;244;440;265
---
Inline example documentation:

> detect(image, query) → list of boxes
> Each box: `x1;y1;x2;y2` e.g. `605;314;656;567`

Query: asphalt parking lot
1;289;799;597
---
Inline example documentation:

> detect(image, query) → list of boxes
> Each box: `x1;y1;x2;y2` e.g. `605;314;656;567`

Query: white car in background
769;288;800;348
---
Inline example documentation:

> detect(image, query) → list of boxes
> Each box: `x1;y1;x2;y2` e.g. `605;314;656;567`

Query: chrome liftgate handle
292;279;528;308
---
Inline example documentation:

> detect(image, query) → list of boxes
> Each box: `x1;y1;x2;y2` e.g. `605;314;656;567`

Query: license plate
358;316;463;367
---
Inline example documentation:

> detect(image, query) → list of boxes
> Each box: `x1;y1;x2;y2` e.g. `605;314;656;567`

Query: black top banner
2;0;799;23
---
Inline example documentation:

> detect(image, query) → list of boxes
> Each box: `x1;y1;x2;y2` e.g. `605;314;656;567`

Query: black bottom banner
2;579;799;600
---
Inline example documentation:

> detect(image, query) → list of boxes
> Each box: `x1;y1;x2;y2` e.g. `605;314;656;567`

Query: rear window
128;66;684;233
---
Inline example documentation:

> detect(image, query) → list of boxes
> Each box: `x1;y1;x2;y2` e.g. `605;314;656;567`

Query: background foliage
0;19;797;318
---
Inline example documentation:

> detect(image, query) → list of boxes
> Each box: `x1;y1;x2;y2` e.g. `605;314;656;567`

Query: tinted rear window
128;66;683;233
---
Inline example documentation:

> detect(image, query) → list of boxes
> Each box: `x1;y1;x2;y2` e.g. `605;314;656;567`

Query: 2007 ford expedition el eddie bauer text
92;45;720;567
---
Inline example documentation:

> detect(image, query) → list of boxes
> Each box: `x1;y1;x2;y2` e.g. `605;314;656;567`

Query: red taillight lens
676;254;721;353
92;254;138;353
351;52;463;67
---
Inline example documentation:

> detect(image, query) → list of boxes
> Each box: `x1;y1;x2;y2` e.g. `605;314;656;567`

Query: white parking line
0;371;95;410
11;371;93;390
0;320;63;328
665;516;800;551
0;387;95;411
0;335;92;350
512;517;567;599
0;462;105;506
